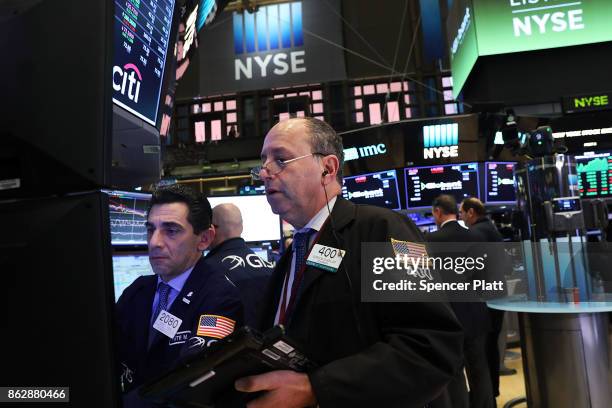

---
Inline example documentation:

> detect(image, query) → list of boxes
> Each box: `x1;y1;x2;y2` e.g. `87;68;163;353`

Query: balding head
211;203;243;248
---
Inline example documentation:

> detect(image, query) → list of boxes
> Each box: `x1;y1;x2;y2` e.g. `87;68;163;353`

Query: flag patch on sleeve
196;314;235;339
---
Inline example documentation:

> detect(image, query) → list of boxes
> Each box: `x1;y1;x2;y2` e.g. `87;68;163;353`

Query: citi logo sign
112;63;142;103
423;123;459;159
344;143;387;162
233;2;306;80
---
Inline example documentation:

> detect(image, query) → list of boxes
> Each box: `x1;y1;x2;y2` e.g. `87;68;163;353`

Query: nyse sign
235;51;306;80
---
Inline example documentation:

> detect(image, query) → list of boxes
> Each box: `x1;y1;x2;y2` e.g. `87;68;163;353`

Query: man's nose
148;229;163;248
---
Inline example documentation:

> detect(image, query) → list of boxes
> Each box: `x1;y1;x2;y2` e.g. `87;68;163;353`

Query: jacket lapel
134;277;157;351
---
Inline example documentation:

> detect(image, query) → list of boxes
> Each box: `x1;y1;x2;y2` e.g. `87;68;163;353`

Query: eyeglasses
251;153;323;181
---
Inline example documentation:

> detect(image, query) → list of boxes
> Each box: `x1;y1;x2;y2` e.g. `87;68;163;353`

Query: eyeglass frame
250;152;327;180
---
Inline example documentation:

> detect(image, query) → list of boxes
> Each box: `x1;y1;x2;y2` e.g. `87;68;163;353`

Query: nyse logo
233;2;306;80
423;124;459;160
113;63;142;103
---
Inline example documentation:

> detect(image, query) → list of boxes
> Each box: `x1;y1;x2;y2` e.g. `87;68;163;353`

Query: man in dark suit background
204;203;273;327
116;184;244;405
234;117;464;408
460;197;514;400
426;194;494;408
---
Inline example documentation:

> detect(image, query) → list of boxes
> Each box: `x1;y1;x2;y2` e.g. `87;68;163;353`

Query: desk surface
487;297;612;313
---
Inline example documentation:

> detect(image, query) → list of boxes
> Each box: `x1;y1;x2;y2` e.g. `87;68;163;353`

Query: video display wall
342;170;401;210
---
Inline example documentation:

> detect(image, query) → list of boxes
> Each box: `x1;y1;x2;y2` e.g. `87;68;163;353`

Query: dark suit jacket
204;237;273;327
116;257;244;393
470;217;503;243
259;197;464;408
425;220;491;338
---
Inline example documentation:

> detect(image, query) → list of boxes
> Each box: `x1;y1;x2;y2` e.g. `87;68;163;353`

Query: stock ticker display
575;152;612;199
405;163;479;209
113;0;175;126
485;162;517;203
342;170;401;210
105;190;151;246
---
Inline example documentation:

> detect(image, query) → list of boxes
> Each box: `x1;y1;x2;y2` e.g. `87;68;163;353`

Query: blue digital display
405;163;480;209
485;162;516;203
112;0;176;126
342;170;401;210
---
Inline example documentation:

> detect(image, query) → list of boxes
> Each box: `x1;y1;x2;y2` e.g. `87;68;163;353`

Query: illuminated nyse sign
423;124;459;159
344;144;387;162
563;92;612;114
233;2;305;80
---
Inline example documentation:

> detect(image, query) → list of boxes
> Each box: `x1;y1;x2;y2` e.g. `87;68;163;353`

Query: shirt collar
440;219;457;228
157;263;196;293
297;196;337;234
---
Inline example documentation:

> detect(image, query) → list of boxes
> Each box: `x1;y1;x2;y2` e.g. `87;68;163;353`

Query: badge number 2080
153;310;182;339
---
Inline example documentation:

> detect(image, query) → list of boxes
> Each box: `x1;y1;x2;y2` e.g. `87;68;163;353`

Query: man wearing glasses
235;117;464;408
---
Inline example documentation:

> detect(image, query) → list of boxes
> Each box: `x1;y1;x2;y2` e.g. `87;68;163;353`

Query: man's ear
197;227;215;252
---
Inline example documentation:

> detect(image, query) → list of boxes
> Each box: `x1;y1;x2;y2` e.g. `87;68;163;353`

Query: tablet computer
139;326;316;408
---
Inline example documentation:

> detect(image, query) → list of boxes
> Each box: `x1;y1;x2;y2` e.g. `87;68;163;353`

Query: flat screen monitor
404;163;480;209
112;0;176;126
249;246;270;263
342;169;401;210
208;195;281;242
104;190;152;246
485;162;517;204
0;192;121;407
575;151;612;199
112;253;155;301
239;185;266;195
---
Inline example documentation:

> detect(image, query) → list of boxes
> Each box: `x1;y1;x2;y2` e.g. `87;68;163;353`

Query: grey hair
301;117;344;183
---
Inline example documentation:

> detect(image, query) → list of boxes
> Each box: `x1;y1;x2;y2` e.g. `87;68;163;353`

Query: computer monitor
342;169;401;210
112;0;177;126
239;185;266;195
575;151;612;199
249;246;270;262
112;252;155;301
0;192;121;407
208;195;281;242
104;190;152;246
485;162;517;204
404;163;480;209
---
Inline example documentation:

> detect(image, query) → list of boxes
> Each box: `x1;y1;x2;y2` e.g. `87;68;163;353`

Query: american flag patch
391;238;429;258
196;314;235;339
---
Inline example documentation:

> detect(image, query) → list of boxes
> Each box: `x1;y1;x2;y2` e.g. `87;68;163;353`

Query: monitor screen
249;246;270;262
112;253;155;301
575;151;612;199
485;162;517;203
342;169;401;210
104;190;152;246
112;0;176;126
239;185;266;195
404;163;480;209
208;195;281;242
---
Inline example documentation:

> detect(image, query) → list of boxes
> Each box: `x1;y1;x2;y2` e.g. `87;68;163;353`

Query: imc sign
198;0;346;94
423;124;459;160
233;2;306;80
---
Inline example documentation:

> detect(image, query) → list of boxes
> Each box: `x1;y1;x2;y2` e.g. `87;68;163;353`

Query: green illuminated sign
562;92;612;113
449;0;612;97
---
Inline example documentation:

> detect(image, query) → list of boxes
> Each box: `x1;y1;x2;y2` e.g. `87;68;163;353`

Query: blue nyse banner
198;0;346;94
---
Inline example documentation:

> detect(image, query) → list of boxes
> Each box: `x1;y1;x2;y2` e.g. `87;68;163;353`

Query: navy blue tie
293;228;315;276
149;282;171;347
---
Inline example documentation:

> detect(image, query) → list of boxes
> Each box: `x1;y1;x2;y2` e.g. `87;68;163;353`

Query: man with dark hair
204;203;273;327
427;194;494;408
116;184;244;401
460;197;513;399
236;118;464;408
